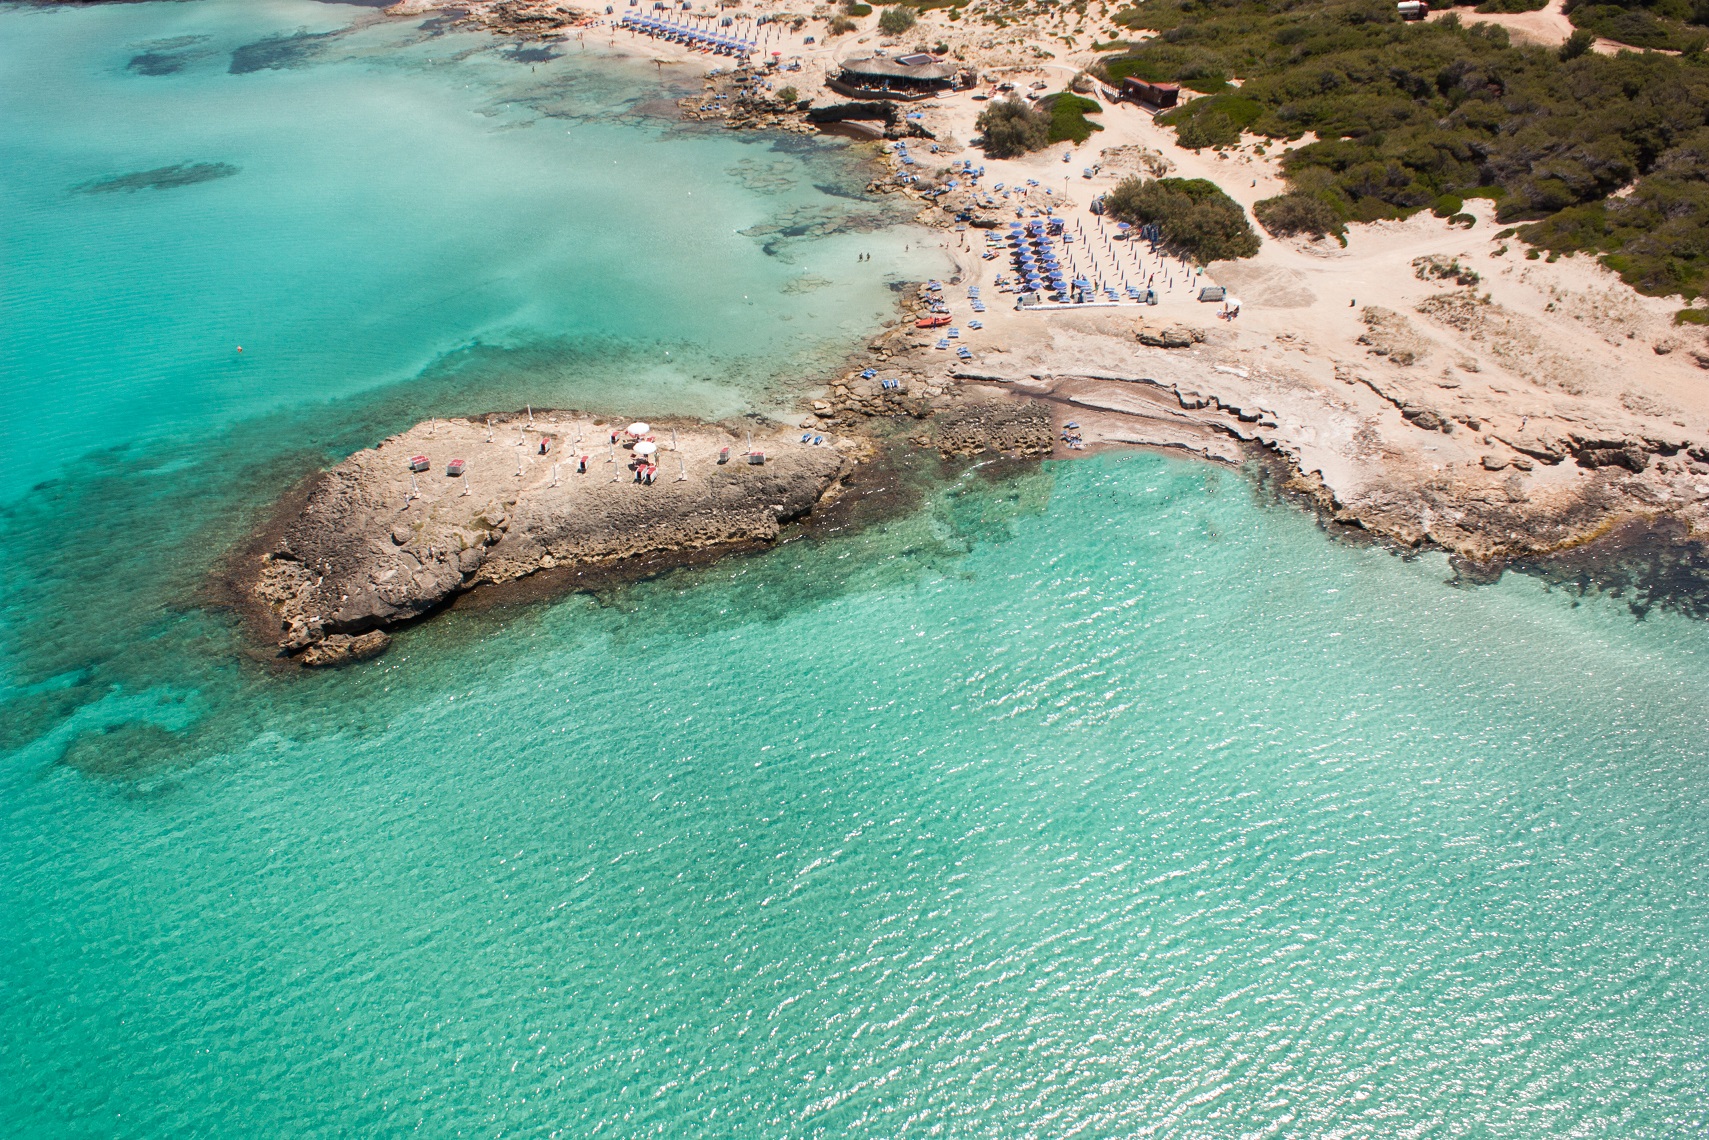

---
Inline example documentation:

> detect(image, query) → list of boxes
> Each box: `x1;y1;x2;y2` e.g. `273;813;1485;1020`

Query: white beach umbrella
635;440;659;456
628;421;651;436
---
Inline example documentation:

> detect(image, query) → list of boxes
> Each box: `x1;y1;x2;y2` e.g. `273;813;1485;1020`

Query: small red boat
915;315;951;329
408;454;429;473
446;459;466;477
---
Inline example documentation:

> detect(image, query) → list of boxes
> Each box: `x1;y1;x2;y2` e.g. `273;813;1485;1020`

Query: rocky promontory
240;414;856;665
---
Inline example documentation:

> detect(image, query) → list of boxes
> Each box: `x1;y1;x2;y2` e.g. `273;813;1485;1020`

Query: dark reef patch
128;51;186;75
76;162;240;194
126;33;209;74
229;28;343;74
814;181;875;202
504;44;563;63
1512;515;1709;621
419;9;471;33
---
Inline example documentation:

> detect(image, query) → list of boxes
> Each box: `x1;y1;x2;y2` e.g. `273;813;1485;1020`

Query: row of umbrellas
619;15;757;53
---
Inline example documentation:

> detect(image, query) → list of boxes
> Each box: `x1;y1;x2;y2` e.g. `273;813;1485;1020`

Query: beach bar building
1121;78;1180;109
829;53;959;100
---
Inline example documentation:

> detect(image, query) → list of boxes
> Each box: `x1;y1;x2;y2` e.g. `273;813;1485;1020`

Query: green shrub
1254;192;1346;239
1559;28;1596;59
877;5;916;34
775;85;799;104
1432;194;1464;217
841;0;872;14
1476;0;1546;11
1158;92;1261;151
976;98;1051;158
1674;307;1709;324
828;15;857;34
1042;92;1105;144
1103;176;1261;261
1568;5;1688;51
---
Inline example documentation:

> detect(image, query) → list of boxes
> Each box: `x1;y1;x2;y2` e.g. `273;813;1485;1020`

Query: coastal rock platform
241;414;853;664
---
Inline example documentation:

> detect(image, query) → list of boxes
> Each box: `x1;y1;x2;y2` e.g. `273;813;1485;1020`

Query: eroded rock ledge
241;414;855;665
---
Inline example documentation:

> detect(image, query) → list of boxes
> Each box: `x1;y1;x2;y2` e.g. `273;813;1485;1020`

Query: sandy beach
383;0;1709;565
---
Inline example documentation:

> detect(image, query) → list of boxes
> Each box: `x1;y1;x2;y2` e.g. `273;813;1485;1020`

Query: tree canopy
977;98;1052;158
1103;176;1262;261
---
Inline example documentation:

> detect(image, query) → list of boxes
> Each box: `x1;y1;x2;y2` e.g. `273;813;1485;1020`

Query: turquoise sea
2;3;1706;1136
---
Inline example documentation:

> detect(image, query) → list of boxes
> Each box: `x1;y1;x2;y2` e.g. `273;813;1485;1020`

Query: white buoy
745;430;753;454
461;468;470;496
671;427;678;452
516;453;524;477
485;417;493;442
551;462;560;487
527;405;534;424
408;472;419;500
676;454;687;481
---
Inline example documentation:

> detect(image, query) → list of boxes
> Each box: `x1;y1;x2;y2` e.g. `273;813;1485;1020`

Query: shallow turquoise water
3;3;1708;1137
0;0;938;487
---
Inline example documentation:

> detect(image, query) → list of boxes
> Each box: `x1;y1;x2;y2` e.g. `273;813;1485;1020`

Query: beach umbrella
635;440;659;456
628;421;651;436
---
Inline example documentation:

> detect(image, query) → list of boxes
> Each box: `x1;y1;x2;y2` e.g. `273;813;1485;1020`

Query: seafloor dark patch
128;51;186;75
504;44;563;63
57;721;192;781
75;162;240;194
1510;515;1709;621
229;28;343;74
419;9;471;34
814;181;876;201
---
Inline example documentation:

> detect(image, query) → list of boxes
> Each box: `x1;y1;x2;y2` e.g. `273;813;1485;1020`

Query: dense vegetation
1564;0;1709;52
1098;0;1709;296
1253;190;1346;238
1104;176;1263;260
977;97;1053;156
878;4;917;34
1039;92;1106;143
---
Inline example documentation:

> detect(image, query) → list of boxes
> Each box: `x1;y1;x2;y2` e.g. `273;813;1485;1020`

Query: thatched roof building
829;53;959;100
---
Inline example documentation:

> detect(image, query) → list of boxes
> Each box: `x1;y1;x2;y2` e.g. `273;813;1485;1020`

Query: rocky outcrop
297;631;392;668
241;414;852;663
1357;306;1435;366
915;392;1054;458
1135;321;1208;349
